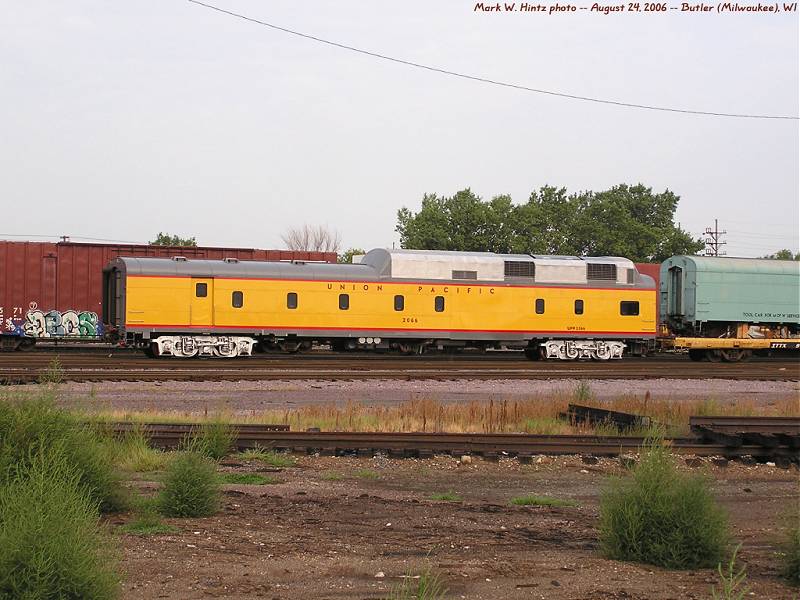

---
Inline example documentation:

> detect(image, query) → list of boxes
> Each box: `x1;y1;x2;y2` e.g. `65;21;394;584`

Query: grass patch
120;511;179;537
181;420;237;461
0;394;126;512
781;519;800;586
354;468;380;480
386;568;448;600
0;443;119;599
510;495;577;507
321;471;344;481
219;472;278;485
430;491;462;502
158;452;220;518
599;438;728;569
237;447;296;468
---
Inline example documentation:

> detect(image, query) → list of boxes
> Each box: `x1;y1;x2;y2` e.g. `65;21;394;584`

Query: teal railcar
660;256;800;338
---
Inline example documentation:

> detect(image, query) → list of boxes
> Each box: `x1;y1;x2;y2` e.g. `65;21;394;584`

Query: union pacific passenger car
103;249;657;359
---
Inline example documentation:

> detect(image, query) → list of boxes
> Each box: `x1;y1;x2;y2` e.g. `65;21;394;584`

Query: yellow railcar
103;249;656;359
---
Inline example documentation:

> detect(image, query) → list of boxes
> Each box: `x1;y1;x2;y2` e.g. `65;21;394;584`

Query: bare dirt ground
45;378;800;415
114;454;799;600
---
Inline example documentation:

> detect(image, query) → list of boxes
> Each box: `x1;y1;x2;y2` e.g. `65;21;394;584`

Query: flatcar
103;249;657;359
659;256;800;361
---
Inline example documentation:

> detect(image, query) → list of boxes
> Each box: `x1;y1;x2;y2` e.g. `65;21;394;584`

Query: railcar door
190;279;214;327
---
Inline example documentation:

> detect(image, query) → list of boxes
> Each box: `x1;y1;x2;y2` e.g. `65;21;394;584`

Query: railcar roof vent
587;263;617;281
171;256;187;262
223;257;239;263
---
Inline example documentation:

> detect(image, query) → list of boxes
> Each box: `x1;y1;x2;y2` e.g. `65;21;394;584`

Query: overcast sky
1;1;798;258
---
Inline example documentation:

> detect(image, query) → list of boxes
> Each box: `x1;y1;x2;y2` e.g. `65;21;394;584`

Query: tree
396;184;704;262
761;249;800;260
338;248;366;264
149;232;197;247
281;225;341;253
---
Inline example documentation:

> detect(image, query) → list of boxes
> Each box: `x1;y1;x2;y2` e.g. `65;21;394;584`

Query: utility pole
703;219;726;256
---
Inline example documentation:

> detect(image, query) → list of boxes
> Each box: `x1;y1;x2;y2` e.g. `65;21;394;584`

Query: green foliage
321;471;344;481
386;568;448;600
711;545;749;600
782;518;800;586
510;495;577;507
0;444;119;600
113;429;170;472
181;420;237;461
761;249;800;261
396;184;704;262
430;491;462;502
38;356;64;386
0;396;126;512
598;439;728;569
338;247;366;264
149;232;197;247
158;452;220;518
219;472;278;485
354;468;380;480
573;381;594;404
237;447;296;467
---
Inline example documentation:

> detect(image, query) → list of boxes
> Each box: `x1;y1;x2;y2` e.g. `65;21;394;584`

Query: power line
186;0;799;121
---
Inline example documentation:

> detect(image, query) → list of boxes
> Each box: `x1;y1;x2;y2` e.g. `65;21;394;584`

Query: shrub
510;495;577;507
0;396;126;512
782;519;800;586
0;444;119;599
181;420;237;461
598;439;728;569
158;452;220;518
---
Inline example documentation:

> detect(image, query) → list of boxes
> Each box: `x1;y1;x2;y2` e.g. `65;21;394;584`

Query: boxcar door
190;279;214;327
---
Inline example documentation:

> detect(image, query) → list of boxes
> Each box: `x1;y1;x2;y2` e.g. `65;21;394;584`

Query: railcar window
339;294;349;310
620;301;639;316
434;296;445;312
394;295;404;311
287;292;298;309
535;298;545;314
574;299;584;315
232;291;243;308
195;283;207;297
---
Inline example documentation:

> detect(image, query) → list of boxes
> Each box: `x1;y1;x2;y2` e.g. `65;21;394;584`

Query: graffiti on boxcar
1;304;102;338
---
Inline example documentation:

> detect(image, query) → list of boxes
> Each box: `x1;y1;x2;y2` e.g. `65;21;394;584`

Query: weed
181;420;237;461
237;447;296;467
321;471;344;481
158;452;220;518
510;495;577;507
38;356;64;387
120;511;179;537
0;444;119;599
711;545;749;600
573;381;594;404
430;491;462;502
220;473;278;485
354;468;380;480
599;438;728;569
781;517;800;586
386;568;448;600
113;429;170;472
0;395;126;512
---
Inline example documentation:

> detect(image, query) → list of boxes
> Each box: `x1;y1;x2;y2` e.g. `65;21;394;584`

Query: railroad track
1;353;798;383
113;417;800;463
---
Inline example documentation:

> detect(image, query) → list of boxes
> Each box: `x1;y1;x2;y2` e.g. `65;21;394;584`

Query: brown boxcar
0;241;336;346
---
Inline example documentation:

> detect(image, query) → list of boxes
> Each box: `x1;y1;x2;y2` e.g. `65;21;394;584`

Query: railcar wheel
705;350;722;362
524;347;543;361
17;338;36;352
688;349;705;362
720;349;751;363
